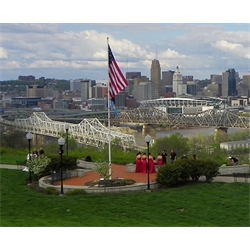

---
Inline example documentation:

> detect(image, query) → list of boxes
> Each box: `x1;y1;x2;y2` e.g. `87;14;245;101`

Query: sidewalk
0;163;249;184
0;164;20;170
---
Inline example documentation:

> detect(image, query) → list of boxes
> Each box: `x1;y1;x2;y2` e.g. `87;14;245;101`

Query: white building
173;66;186;96
70;79;82;92
220;140;250;151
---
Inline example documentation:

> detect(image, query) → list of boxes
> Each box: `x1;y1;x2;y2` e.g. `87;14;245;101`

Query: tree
26;156;51;178
228;131;250;142
151;133;189;159
94;161;112;180
0;129;27;149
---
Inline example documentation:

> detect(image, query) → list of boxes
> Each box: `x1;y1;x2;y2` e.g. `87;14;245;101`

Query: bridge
0;112;136;150
0;108;249;150
114;108;250;128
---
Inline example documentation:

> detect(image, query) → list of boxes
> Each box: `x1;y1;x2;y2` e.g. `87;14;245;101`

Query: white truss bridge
0;112;136;149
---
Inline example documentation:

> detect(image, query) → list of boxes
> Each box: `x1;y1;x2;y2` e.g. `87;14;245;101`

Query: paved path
1;163;249;184
0;164;20;170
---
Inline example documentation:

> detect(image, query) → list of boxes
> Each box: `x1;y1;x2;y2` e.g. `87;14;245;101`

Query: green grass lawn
0;168;249;227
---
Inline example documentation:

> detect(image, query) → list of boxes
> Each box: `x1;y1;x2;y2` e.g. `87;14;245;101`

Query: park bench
233;173;250;183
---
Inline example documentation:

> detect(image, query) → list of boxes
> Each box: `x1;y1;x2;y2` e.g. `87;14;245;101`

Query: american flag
108;44;128;101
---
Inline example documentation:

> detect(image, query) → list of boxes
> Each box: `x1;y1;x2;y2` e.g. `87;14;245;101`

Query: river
132;126;249;146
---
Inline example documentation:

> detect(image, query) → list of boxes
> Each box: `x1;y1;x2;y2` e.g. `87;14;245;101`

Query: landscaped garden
0;130;249;227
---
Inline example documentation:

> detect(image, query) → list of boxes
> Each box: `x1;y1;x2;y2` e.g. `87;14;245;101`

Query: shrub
156;163;183;187
26;156;51;178
182;159;203;181
66;189;86;196
44;186;59;195
94;161;112;180
46;155;78;173
156;159;220;187
200;160;220;182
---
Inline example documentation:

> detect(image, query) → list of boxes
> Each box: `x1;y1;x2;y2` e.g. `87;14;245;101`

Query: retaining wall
219;165;249;175
76;159;96;170
39;175;159;193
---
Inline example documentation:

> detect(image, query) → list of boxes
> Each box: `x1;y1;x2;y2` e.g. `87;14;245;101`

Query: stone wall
219;165;249;175
76;159;96;170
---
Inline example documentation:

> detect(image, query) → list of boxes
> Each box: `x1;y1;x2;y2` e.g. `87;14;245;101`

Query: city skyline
1;4;249;82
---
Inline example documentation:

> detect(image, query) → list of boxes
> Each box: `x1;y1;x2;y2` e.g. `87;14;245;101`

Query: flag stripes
108;45;128;99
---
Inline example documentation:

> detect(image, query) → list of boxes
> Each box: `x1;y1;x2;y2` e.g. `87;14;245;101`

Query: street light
145;134;151;191
26;132;33;184
58;137;65;195
65;124;69;155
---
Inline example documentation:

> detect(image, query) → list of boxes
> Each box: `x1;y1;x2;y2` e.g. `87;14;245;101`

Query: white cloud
212;40;250;59
160;49;187;59
1;61;20;69
0;23;249;80
0;47;8;59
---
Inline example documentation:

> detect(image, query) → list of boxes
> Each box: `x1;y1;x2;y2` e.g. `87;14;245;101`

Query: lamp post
145;134;151;191
65;124;69;155
26;132;33;184
58;137;65;195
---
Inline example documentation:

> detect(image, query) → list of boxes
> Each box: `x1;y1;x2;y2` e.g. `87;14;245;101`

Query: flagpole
107;37;112;180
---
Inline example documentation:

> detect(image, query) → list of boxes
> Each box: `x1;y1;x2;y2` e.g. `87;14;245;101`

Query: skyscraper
172;66;186;96
132;82;156;101
150;59;161;98
162;70;175;86
81;79;95;99
222;69;238;97
126;72;141;79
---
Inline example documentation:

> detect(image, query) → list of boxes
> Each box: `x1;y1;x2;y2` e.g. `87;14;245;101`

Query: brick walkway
60;164;157;186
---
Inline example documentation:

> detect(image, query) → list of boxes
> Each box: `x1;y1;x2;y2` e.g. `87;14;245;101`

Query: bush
46;155;78;174
156;163;183;187
66;189;87;196
200;160;220;182
26;156;51;178
156;159;220;187
181;159;204;181
44;186;59;195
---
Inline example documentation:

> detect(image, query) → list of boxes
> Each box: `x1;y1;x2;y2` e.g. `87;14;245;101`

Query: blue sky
1;1;249;81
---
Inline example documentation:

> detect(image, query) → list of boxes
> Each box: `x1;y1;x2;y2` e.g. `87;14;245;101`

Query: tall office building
132;82;156;101
210;74;222;84
26;85;47;98
70;79;82;92
187;82;197;96
242;75;250;97
222;69;238;97
113;91;128;108
172;66;186;96
161;70;175;96
162;70;175;85
182;76;193;84
126;72;141;79
134;76;149;85
150;59;161;98
81;79;96;99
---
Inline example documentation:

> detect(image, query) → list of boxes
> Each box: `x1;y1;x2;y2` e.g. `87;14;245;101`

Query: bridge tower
142;125;156;140
214;127;228;143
